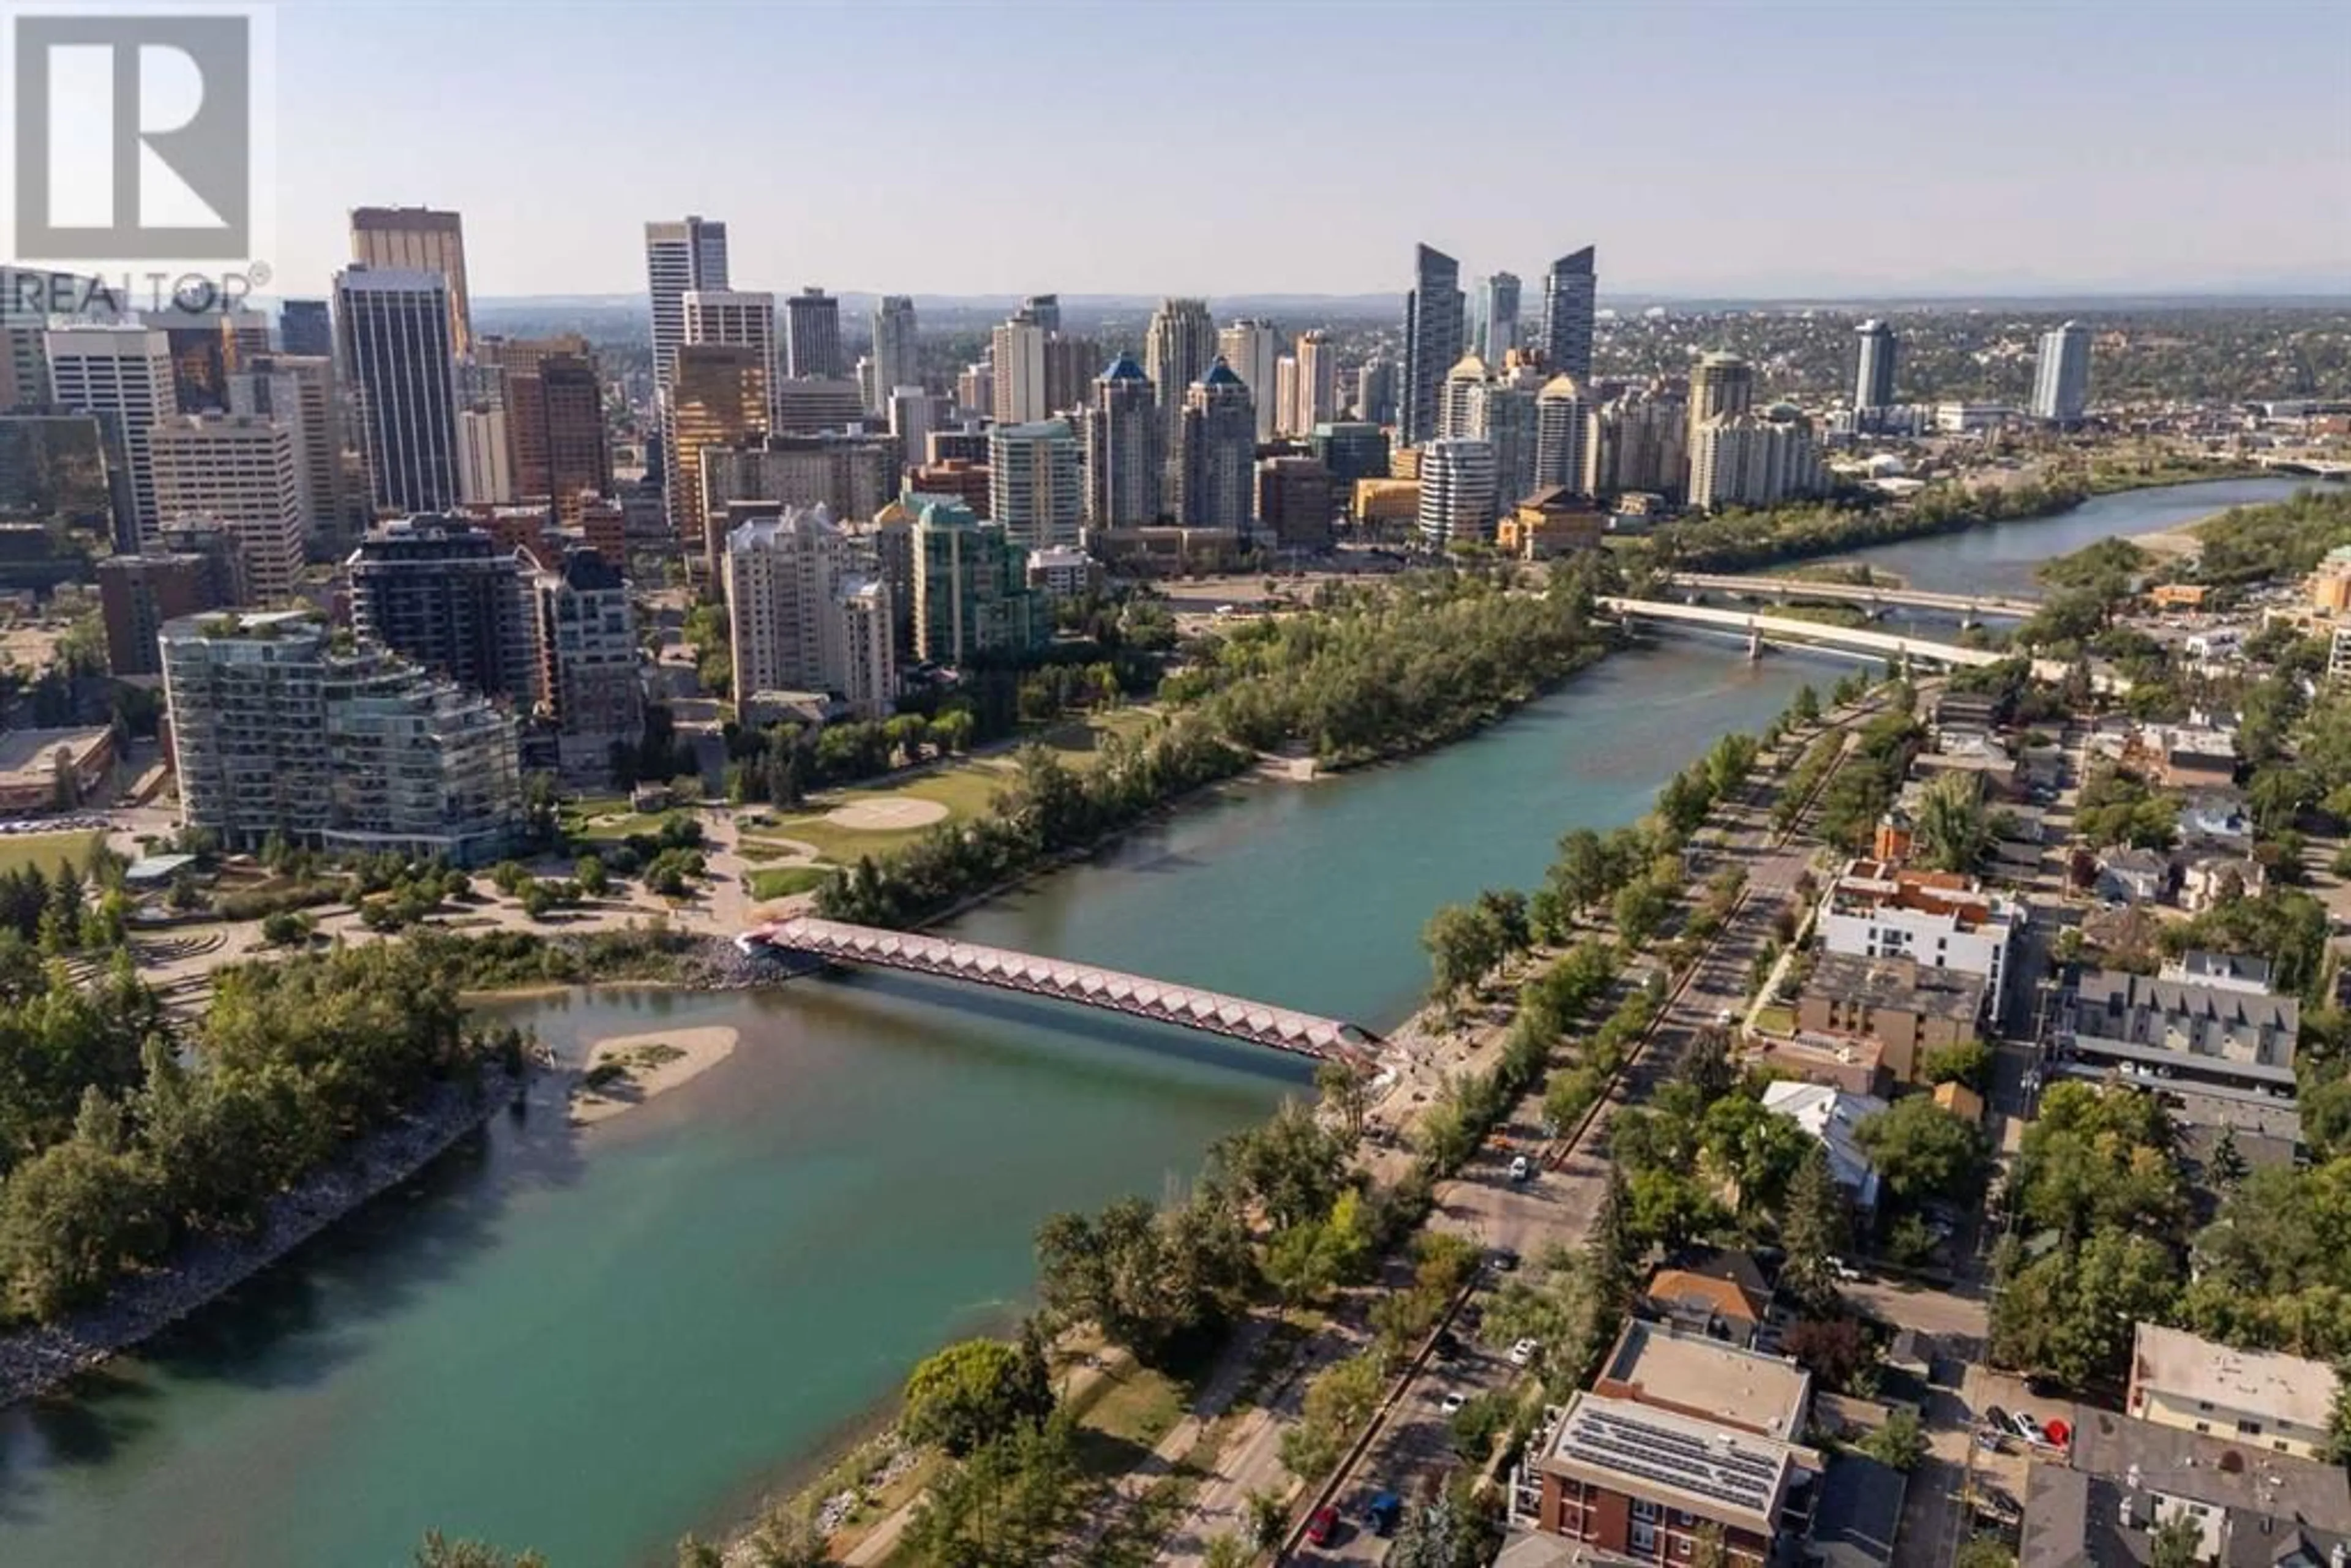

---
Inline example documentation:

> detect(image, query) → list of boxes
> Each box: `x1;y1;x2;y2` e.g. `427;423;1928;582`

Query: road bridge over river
738;915;1381;1067
1667;572;2042;620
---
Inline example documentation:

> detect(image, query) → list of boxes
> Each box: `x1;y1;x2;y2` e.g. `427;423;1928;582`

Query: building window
1632;1523;1657;1554
2238;1420;2262;1436
1632;1498;1660;1522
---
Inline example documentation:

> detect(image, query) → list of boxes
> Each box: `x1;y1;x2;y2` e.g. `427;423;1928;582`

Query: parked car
1432;1330;1463;1359
1307;1504;1341;1547
1509;1155;1532;1183
1439;1390;1466;1415
1365;1491;1403;1536
1982;1404;2013;1435
1488;1248;1520;1273
1510;1338;1540;1367
2010;1410;2049;1446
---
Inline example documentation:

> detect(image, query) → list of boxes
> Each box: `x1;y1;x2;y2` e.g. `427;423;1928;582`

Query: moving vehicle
1307;1504;1341;1547
1510;1337;1540;1366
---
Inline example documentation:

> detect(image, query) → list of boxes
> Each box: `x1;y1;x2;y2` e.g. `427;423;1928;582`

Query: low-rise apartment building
2127;1323;2339;1461
1794;951;1984;1084
1515;1322;1821;1567
1816;859;2019;1017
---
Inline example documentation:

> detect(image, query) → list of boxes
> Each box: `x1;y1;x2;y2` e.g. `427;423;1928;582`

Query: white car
1510;1338;1540;1367
1509;1155;1532;1183
1438;1390;1466;1415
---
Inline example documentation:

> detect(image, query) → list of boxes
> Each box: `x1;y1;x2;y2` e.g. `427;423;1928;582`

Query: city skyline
257;2;2349;301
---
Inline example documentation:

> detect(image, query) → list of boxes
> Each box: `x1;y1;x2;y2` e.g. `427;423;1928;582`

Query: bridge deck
741;915;1376;1065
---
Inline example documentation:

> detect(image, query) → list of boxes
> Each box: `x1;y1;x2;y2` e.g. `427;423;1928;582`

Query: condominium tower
1217;319;1283;442
1401;244;1464;447
722;507;896;718
2031;321;2092;422
1084;354;1163;528
346;515;541;704
1853;320;1897;415
1144;299;1218;500
1178;361;1257;534
872;296;920;410
784;288;844;380
147;414;307;603
42;324;178;547
988;419;1084;551
1479;272;1521;363
1540;247;1597;383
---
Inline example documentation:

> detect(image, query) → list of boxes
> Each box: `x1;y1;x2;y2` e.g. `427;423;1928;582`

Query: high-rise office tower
784;288;844;380
645;216;730;390
1479;272;1522;363
1179;361;1257;535
723;506;896;718
988;419;1084;551
457;407;514;505
700;434;896;528
990;311;1050;424
228;354;342;541
872;296;920;410
683;289;779;430
1274;358;1300;439
505;351;612;516
1354;356;1396;426
1540;247;1597;382
42;324;178;547
1534;376;1593;495
148;414;307;603
335;267;461;516
218;310;271;372
279;299;333;359
1021;294;1062;336
1308;422;1391;487
666;343;770;571
888;386;940;473
1401;244;1464;447
1417;438;1497;547
347;515;541;703
141;309;230;412
161;610;522;864
1439;353;1488;443
1217;319;1283;441
1853;319;1897;417
912;498;1047;665
1293;331;1338;435
350;207;474;358
1144;299;1217;500
2031;320;2092;422
1084;353;1161;529
1255;457;1335;551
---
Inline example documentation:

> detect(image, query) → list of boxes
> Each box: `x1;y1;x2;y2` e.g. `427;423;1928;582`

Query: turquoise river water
0;476;2315;1566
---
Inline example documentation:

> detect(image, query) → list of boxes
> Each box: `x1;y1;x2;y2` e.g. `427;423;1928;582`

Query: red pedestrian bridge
738;915;1379;1067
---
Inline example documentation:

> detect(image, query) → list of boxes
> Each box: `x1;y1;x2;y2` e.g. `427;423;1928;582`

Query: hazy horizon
250;0;2350;301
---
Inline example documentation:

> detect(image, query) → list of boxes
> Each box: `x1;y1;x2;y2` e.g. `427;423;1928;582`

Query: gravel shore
0;1067;527;1408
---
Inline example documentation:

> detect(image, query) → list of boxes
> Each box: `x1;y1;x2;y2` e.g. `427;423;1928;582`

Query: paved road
1158;711;1864;1567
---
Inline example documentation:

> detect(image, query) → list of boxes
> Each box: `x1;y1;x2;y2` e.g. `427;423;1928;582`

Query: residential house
2062;966;2299;1114
1515;1322;1822;1568
1803;1457;1906;1568
1761;1080;1887;1215
2020;1409;2351;1568
2150;724;2238;790
2177;851;2264;913
2127;1324;2339;1462
2179;787;2255;850
2096;847;2170;904
1641;1248;1775;1348
1794;951;1983;1085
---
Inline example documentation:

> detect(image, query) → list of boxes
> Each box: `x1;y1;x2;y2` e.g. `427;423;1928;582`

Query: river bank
571;1027;741;1127
0;1068;528;1409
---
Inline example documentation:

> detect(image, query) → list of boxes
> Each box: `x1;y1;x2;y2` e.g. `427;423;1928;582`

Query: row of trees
0;942;512;1321
1615;476;2094;578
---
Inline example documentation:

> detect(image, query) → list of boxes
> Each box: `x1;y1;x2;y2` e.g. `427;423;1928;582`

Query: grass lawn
0;830;104;877
748;865;831;900
1753;1003;1797;1036
1068;1359;1189;1480
566;811;681;845
1034;707;1160;771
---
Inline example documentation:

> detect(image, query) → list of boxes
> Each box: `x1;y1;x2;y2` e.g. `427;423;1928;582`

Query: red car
1307;1504;1341;1547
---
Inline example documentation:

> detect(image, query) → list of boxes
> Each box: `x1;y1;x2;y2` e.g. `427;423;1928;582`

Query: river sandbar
571;1026;740;1125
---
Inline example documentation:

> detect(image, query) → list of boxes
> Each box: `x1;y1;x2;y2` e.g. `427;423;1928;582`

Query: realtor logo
12;12;251;260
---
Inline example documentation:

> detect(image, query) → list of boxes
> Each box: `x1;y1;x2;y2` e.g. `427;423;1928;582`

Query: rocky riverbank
0;1067;527;1408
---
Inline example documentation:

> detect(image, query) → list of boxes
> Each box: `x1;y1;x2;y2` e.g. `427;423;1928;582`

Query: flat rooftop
0;726;109;779
1807;950;1984;1024
1595;1319;1811;1438
2132;1323;2334;1432
1542;1391;1797;1538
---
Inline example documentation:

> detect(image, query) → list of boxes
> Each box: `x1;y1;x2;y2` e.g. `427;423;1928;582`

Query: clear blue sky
270;0;2351;301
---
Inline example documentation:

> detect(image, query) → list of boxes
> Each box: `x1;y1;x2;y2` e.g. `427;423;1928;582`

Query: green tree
1422;903;1503;1004
1209;1100;1347;1230
575;855;610;897
1854;1097;1985;1207
1921;1039;1992;1091
1202;1537;1253;1568
2326;1357;2351;1465
901;1415;1078;1568
1586;1162;1640;1327
2149;1513;2203;1568
413;1534;549;1568
1780;1144;1848;1313
1912;770;1993;873
1316;1057;1371;1139
675;1534;724;1568
1858;1407;1928;1471
901;1337;1054;1457
1791;685;1821;726
1547;828;1623;920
